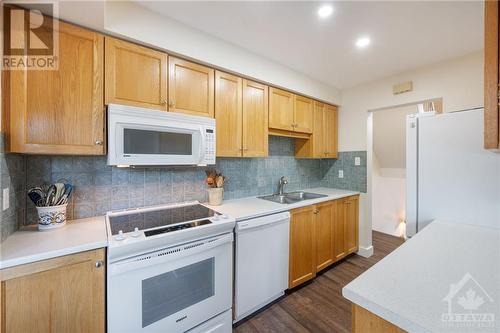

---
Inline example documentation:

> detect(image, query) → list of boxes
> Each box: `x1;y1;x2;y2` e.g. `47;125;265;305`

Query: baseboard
356;245;373;258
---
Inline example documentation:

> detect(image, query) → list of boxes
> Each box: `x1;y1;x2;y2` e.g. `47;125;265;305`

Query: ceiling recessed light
355;37;371;49
317;5;333;18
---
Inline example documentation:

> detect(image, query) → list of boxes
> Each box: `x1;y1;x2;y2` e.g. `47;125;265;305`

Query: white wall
340;51;484;152
102;1;341;105
344;51;484;254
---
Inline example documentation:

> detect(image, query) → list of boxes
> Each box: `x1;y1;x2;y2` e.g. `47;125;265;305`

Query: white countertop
0;216;108;270
342;221;500;333
205;187;360;221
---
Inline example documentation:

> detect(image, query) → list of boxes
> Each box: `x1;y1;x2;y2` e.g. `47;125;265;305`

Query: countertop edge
0;240;108;270
342;287;431;333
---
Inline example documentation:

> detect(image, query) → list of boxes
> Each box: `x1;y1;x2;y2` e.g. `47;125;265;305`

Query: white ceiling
134;1;483;89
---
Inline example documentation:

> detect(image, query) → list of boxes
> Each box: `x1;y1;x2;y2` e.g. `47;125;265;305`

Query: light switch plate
338;170;344;178
355;157;361;166
3;188;9;211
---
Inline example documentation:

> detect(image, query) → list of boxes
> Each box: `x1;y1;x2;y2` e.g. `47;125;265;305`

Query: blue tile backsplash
1;136;367;239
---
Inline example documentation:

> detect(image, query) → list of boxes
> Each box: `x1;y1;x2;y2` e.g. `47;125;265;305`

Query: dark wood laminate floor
234;231;405;333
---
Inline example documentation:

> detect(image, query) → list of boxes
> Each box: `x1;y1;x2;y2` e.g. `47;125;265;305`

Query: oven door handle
108;233;233;276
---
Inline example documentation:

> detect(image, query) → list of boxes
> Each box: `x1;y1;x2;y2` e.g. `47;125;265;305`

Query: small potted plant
205;169;225;206
27;181;73;231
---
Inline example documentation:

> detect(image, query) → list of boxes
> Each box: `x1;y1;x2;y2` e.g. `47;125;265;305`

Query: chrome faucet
277;176;288;196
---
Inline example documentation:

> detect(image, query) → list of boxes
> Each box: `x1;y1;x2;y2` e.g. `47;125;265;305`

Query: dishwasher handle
236;212;290;232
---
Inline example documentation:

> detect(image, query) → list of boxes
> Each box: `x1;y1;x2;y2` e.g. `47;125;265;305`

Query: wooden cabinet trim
484;0;500;149
352;304;406;333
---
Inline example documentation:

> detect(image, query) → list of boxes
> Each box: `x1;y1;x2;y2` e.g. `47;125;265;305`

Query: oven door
107;233;233;333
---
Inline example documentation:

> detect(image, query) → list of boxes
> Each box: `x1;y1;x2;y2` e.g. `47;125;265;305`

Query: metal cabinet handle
168;99;175;107
313;209;320;214
95;260;103;268
95;140;103;145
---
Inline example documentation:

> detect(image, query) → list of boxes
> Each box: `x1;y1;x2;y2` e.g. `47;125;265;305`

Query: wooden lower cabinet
315;200;335;271
334;195;360;261
352;304;406;333
289;195;359;289
0;249;105;333
289;205;317;288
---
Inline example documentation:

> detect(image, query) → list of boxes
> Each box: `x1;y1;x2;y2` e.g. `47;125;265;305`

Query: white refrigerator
405;108;500;238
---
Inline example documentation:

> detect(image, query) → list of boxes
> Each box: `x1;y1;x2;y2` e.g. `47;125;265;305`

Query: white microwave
107;104;216;166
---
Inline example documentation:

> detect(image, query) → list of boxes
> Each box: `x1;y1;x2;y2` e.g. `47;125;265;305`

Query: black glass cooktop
109;204;217;235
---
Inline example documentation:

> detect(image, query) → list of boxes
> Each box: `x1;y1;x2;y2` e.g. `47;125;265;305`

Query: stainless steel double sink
258;191;327;204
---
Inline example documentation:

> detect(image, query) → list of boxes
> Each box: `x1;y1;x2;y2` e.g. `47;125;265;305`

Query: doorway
368;99;441;238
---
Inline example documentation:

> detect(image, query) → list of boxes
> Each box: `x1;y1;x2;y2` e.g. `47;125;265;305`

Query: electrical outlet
3;188;9;211
338;170;344;178
355;157;361;166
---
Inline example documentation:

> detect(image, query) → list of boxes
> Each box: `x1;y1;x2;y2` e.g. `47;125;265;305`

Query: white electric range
106;201;235;333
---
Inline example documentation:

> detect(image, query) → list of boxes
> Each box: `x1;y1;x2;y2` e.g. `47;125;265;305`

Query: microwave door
113;123;202;166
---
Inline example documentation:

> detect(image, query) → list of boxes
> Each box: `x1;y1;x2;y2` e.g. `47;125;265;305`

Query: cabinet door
168;57;214;117
484;0;500;150
315;201;335;272
105;37;167;110
7;19;105;155
293;95;314;134
269;87;294;131
1;249;105;333
333;200;346;261
313;101;325;158
345;196;359;254
289;205;316;288
324;104;338;158
242;80;269;157
215;71;242;157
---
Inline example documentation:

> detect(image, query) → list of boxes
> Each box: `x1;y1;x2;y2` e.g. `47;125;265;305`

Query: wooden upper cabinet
1;249;105;333
168;57;214;118
345;195;359;254
324;104;338;158
289;205;316;288
293;95;314;134
313;102;326;158
6;18;105;155
315;201;335;272
215;71;242;157
269;87;294;131
242;80;269;157
105;37;167;110
484;0;500;150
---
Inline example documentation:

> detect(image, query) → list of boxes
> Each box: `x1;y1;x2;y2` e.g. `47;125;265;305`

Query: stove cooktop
108;204;217;235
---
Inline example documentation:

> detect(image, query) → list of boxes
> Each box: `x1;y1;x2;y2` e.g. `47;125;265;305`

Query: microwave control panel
205;129;216;164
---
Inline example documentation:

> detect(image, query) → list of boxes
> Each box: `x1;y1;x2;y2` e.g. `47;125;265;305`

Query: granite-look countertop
342;221;500;332
0;216;107;269
205;187;360;221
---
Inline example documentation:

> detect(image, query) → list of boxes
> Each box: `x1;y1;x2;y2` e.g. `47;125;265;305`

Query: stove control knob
213;215;220;221
131;227;141;238
222;214;229;219
115;230;125;241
